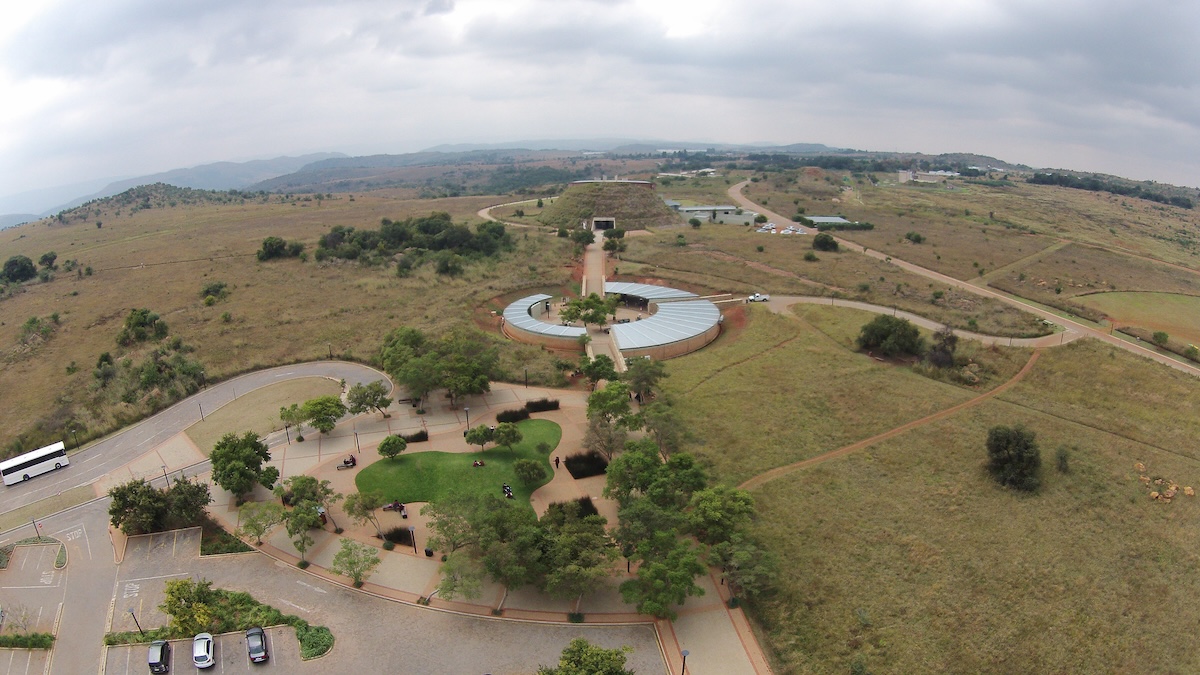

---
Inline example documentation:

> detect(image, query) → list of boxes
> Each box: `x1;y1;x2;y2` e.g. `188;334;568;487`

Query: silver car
192;633;214;669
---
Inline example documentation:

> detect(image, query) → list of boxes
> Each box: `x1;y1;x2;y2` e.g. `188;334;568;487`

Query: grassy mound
538;182;680;230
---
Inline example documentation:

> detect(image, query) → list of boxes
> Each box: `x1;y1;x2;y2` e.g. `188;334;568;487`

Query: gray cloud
1;0;1197;199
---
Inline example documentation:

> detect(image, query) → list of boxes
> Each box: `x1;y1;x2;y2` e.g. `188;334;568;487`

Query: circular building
501;293;587;349
604;282;722;359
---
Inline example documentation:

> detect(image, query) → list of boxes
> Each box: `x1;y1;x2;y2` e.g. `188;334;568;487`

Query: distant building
898;170;959;184
671;204;757;225
807;216;851;224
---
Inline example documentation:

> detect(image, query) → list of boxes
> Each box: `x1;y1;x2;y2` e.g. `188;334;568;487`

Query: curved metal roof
604;282;697;301
503;294;587;339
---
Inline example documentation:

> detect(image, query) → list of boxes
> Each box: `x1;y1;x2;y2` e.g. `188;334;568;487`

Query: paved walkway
103;379;768;675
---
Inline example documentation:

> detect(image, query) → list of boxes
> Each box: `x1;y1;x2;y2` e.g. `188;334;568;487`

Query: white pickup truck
747;293;771;303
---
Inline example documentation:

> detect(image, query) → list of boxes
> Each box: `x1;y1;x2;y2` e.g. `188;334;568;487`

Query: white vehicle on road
1;441;68;486
747;293;771;303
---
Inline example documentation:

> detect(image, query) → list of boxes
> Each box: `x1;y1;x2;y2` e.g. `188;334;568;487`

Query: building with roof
501;294;587;349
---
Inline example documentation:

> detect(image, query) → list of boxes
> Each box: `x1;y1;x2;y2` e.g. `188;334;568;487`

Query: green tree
116;308;168;345
283;500;322;562
108;479;166;535
541;503;616;602
160;578;216;635
688;217;702;228
422;493;484;553
686;486;755;545
303;395;347;433
347;380;392;416
646;453;708;509
465;425;493;452
754;214;768;224
210;431;275;502
812;232;839;251
710;533;779;602
393;352;443;406
236;501;284;545
561;293;618;328
38;251;57;269
1;255;37;283
587;381;632;426
513;458;547;485
343;491;386;537
570;229;595;247
927;325;959;368
584;414;628;461
377;434;408;460
986;424;1041;491
493;422;523;454
164;476;212;528
580;354;619;390
623;356;667;401
435;550;484;600
476;500;546;596
613;498;683;565
330;539;381;587
856;314;926;357
640;398;687;456
603;439;665;507
257;236;288;261
279;403;307;440
619;537;706;619
438;332;498;406
1152;331;1170;347
537;638;634;675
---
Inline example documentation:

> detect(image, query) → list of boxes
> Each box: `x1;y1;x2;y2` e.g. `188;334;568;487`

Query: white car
193;633;214;669
747;293;771;303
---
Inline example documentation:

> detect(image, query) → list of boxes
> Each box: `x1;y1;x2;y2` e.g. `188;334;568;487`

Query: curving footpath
728;181;1200;379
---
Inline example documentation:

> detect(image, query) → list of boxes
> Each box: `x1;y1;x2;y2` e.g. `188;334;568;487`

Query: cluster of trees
274;475;343;564
380;327;499;408
92;338;206;410
210;432;280;503
116;308;169;345
1028;172;1193;209
257;236;305;261
108;476;212;535
314;212;513;271
561;293;619;330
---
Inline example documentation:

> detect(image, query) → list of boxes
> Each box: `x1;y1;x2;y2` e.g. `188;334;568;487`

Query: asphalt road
0;361;390;516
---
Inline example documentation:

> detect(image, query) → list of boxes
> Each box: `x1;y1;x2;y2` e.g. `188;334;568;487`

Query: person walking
554;456;560;469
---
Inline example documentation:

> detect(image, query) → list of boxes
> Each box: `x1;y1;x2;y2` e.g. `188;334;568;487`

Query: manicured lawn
354;419;561;508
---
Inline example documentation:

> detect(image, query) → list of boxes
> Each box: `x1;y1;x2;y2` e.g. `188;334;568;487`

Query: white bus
0;441;69;486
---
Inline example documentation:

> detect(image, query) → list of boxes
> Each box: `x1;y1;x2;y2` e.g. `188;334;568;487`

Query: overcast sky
2;0;1197;203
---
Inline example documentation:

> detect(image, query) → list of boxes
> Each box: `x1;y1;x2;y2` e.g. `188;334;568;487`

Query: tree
343;491;385;537
160;578;216;635
435;550;485;600
686;486;755;545
856;314;926;357
513;458;547;485
422;493;485;553
688;217;702;228
710;533;779;602
619;537;706;620
754;214;769;224
108;479;166;535
330;539;381;587
646;453;708;509
986;424;1041;491
560;293;618;328
1;255;37;283
540;503;616;602
1153;331;1170;347
465;425;493;452
438;332;498;406
377;434;408;460
583;414;628;461
812;232;839;251
640;399;687;456
283;500;322;562
347;380;391;417
303;395;347;433
164;476;212;527
604;439;665;507
579;354;618;390
279;403;307;440
587;381;632;426
493;422;523;454
614;498;683;564
210;431;274;501
393;352;443;406
38;251;57;269
570;229;595;247
476;500;546;596
927;325;959;368
257;236;288;261
116;308;168;345
236;501;284;545
624;356;667;400
537;638;634;675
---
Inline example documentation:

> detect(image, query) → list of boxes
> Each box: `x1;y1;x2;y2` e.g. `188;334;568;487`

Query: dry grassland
1075;293;1200;345
990;242;1200;303
0;192;575;452
622;227;1047;337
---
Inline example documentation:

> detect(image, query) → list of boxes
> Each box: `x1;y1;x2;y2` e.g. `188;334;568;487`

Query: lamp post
198;403;205;421
409;526;417;555
354;432;360;452
70;428;79;449
129;609;145;638
161;465;170;487
465;406;470;428
680;649;689;674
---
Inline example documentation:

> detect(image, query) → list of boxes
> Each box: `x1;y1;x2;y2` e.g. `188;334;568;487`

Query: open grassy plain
621;225;1049;337
1075;292;1200;346
669;307;1200;674
0;189;576;454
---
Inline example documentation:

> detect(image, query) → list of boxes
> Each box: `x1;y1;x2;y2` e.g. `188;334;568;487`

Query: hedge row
0;633;54;649
401;429;429;443
815;222;874;231
496;408;531;423
496;398;560;423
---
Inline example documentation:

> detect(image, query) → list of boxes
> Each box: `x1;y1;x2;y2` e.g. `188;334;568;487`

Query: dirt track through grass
738;350;1043;491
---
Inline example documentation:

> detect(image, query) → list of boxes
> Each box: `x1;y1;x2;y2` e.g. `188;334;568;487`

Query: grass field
1074;292;1200;345
0;190;576;454
184;377;344;454
354;419;560;508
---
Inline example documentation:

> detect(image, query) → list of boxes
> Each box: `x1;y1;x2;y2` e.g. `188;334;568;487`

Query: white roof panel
503;294;587;338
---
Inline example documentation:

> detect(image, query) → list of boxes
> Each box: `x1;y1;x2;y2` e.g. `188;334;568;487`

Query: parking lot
104;626;298;674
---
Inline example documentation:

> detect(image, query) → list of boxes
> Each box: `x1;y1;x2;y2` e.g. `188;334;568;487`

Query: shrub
812;233;839;252
496;408;531;423
296;624;334;659
383;526;414;547
803;251;818;262
401;429;429;443
550;496;599;517
565;451;608;479
0;633;54;649
905;231;926;244
382;540;396;551
986;425;1041;491
1056;446;1071;473
856;315;925;357
525;398;560;412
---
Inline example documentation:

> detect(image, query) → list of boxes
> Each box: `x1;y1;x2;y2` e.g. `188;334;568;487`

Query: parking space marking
279;599;312;613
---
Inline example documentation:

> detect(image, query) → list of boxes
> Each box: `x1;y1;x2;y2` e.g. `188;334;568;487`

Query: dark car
246;627;269;663
148;639;171;673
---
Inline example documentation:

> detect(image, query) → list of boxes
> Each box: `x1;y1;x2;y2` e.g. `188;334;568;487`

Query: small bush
496;408;531;423
565;451;608;479
904;231;926;244
382;540;396;551
525;398;560;412
803;251;818;262
812;233;839;252
296;624;334;659
567;612;584;623
550;496;599;517
1056;446;1071;473
383;526;414;547
401;429;429;443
